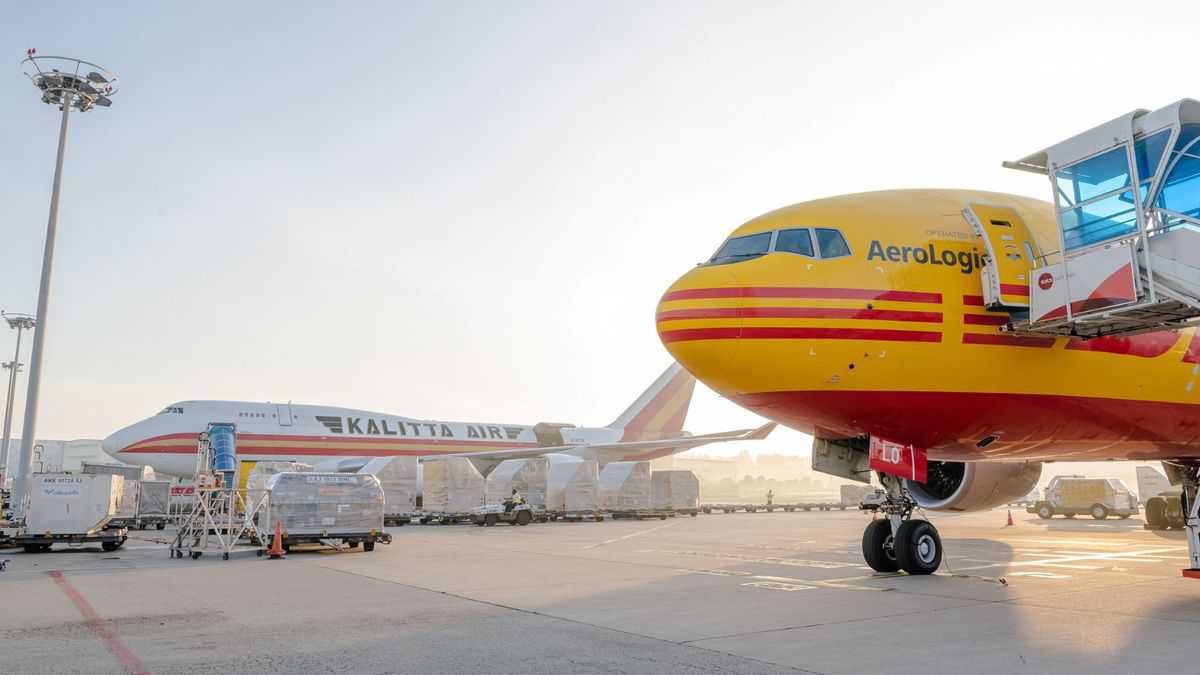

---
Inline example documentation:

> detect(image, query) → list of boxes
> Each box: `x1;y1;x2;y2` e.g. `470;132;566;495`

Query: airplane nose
101;430;126;460
656;264;746;391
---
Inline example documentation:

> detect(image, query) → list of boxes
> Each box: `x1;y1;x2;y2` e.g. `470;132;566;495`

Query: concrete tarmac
1;508;1197;674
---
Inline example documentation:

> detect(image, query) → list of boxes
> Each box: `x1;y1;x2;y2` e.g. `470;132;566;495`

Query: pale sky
1;1;1196;458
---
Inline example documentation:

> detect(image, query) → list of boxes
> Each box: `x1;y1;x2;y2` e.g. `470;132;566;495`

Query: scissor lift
991;99;1200;338
995;100;1200;575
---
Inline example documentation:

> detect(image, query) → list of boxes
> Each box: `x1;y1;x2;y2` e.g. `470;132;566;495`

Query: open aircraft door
962;204;1043;310
276;403;293;426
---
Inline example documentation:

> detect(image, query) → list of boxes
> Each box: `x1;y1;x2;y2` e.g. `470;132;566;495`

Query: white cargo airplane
101;364;774;477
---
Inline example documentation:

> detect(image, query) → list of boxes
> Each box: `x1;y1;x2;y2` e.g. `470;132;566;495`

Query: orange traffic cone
1005;510;1015;527
267;521;286;559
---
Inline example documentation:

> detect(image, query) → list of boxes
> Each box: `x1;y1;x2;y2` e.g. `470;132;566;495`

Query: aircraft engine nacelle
903;460;1042;512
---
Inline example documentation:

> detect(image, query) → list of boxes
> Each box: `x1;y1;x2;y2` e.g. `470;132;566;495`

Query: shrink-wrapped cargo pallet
546;458;599;512
359;456;419;514
114;479;141;518
27;473;124;535
651;470;700;511
485;458;548;507
137;480;171;517
265;472;384;534
245;461;313;494
422;457;485;512
600;461;652;512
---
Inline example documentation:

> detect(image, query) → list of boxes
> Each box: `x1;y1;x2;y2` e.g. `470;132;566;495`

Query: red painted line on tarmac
48;570;150;675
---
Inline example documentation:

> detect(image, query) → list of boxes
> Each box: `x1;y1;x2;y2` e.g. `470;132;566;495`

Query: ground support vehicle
547;511;604;522
470;502;541;526
265;528;391;553
417;512;478;525
1028;476;1139;520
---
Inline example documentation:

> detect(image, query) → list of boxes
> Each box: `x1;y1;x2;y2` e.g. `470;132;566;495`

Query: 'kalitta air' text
866;240;985;275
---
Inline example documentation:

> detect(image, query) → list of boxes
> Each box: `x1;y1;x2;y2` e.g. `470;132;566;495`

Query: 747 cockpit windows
707;227;851;265
158;406;184;415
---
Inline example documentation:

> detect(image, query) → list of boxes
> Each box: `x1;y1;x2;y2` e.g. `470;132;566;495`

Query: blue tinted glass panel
1160;153;1200;218
710;232;772;264
1061;190;1138;250
815;228;851;258
1135;129;1171;183
774;228;813;256
1055;146;1131;208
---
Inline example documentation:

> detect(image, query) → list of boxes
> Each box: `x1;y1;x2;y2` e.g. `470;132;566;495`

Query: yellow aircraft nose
656;264;747;394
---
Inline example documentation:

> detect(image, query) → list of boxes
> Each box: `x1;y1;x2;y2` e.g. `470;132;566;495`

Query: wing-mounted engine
904;460;1042;512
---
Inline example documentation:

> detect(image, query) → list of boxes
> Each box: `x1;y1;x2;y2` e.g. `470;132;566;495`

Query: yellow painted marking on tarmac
586;522;676;549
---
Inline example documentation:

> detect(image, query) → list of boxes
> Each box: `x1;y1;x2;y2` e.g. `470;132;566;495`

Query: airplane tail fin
608;363;696;441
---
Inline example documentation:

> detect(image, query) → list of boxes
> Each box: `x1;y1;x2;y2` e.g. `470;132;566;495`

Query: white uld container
26;473;125;535
600;461;652;512
546;458;599;512
359;456;419;515
422;458;485;512
485;458;548;507
114;479;140;518
651;470;700;510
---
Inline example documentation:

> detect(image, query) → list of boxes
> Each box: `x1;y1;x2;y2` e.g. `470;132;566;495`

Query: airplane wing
420;422;776;463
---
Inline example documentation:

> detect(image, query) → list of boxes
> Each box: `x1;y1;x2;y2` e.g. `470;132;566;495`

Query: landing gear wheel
484;514;498;527
894;520;942;575
861;519;899;573
515;510;532;526
1037;505;1053;519
1091;504;1108;520
1146;499;1166;530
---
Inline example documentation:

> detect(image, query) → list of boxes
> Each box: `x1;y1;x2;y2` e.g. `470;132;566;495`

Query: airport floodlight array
0;312;35;486
11;51;117;521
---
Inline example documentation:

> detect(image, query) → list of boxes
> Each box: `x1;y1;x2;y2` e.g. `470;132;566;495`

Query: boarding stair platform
971;99;1200;339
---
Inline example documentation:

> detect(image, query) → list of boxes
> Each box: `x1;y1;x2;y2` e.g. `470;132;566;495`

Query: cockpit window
709;232;772;265
774;228;814;257
158;406;184;415
815;228;851;258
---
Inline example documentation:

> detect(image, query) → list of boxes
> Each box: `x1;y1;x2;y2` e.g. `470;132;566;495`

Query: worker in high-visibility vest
766;489;774;507
506;488;524;513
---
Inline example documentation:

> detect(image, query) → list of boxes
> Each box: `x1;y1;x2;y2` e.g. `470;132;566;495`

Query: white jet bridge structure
977;99;1200;338
984;99;1200;574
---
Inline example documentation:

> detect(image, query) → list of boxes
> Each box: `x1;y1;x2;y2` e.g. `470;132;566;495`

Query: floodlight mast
0;312;35;487
11;52;117;520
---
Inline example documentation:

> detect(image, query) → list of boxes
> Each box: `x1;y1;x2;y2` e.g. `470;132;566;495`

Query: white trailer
17;473;129;552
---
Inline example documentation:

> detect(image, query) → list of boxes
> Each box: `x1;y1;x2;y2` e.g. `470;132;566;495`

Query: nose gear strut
859;472;943;575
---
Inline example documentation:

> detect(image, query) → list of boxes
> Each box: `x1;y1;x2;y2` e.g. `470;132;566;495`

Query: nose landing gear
860;474;943;575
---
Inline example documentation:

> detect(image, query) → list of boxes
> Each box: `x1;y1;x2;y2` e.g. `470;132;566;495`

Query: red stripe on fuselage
660;287;942;304
962;333;1055;348
731;389;1200;461
659;327;943;344
655;307;943;323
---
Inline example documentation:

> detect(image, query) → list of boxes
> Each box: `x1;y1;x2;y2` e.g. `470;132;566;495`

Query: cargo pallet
15;527;128;553
610;510;675;520
266;530;392;552
547;511;605;522
416;512;477;525
701;502;848;514
108;515;169;531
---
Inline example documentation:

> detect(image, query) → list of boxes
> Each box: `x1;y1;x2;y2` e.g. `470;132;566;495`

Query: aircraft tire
1145;499;1166;530
861;519;899;573
1091;504;1108;520
895;520;942;575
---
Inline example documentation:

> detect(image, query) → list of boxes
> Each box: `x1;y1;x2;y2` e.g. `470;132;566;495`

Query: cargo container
547;458;599;513
135;480;171;529
599;461;651;512
422;457;486;513
485;458;548;508
358;456;418;524
264;472;389;551
651;470;700;513
19;473;129;552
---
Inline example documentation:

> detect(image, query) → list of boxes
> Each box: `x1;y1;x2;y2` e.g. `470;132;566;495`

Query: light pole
12;51;117;519
0;312;35;487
